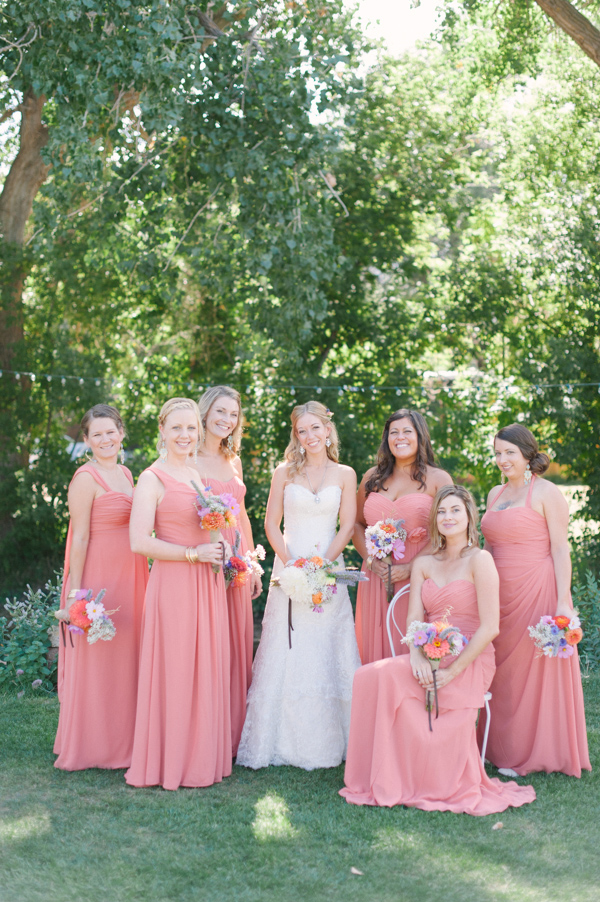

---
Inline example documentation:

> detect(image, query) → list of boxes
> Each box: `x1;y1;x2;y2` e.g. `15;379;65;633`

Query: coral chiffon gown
207;475;254;757
125;467;232;790
355;492;432;664
341;579;536;814
54;464;148;770
480;478;591;777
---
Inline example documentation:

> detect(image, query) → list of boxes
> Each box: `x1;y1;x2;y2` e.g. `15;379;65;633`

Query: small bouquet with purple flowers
403;617;468;730
528;612;583;658
364;518;408;600
55;589;118;645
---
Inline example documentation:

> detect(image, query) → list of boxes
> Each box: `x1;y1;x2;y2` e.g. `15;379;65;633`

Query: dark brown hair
80;404;125;437
365;409;436;496
495;424;550;475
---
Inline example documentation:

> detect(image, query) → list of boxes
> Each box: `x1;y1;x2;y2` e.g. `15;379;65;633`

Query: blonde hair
429;484;479;553
156;398;203;452
284;401;339;478
197;385;243;459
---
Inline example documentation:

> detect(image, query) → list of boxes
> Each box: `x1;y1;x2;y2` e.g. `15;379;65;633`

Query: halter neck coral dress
355;492;432;664
125;467;232;790
54;464;148;770
341;579;536;814
206;475;254;757
480;477;590;777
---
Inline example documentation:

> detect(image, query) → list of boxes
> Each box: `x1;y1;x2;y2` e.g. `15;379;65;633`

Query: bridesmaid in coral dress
54;405;148;770
354;410;452;663
341;485;536;814
480;424;590;778
125;398;232;791
193;386;262;757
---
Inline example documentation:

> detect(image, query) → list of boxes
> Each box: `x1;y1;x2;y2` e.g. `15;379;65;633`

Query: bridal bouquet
528;612;583;658
273;556;368;613
403;618;468;730
364;518;408;599
192;481;239;573
55;589;118;645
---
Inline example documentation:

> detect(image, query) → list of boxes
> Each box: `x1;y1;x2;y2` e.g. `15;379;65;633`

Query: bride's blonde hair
284;401;339;478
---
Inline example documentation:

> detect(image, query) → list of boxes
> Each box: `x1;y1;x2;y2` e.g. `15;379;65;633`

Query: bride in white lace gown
236;401;362;770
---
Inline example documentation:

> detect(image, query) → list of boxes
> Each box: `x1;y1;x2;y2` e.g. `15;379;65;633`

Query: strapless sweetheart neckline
424;578;475;590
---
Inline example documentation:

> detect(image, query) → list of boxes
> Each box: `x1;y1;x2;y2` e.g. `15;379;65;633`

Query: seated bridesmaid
54;404;148;770
125;398;232;791
340;485;536;815
480;423;591;777
353;409;452;663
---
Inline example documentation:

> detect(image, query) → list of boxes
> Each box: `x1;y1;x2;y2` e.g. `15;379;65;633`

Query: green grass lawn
1;677;598;902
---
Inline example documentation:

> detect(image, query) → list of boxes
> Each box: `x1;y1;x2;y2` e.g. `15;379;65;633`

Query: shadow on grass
0;677;598;902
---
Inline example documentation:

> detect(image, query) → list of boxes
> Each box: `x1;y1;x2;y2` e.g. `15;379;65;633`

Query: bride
236;401;361;770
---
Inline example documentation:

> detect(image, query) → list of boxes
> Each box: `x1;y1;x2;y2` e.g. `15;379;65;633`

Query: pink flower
392;539;406;561
407;527;428;544
557;645;575;658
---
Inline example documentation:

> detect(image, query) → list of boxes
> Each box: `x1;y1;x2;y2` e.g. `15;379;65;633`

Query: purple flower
412;629;429;646
540;615;553;625
559;637;568;647
68;625;85;635
16;669;24;676
220;493;241;517
550;625;559;635
32;679;43;689
558;645;574;658
313;605;324;613
392;540;406;561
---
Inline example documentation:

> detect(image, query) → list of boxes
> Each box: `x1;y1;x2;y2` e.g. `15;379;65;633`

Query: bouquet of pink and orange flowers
528;612;583;658
403;617;469;730
364;517;408;600
192;481;239;573
55;589;118;645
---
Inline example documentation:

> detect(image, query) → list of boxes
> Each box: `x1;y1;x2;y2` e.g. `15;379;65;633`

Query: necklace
305;465;329;503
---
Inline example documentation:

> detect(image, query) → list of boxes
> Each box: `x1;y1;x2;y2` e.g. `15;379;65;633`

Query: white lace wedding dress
236;484;362;770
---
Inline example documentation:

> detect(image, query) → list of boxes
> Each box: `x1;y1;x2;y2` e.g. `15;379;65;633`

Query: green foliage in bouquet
0;573;62;693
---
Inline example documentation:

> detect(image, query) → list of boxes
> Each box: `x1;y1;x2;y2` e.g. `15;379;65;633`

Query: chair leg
480;692;492;765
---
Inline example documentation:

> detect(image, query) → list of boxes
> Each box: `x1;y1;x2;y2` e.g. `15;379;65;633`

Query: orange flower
310;556;323;567
312;592;323;605
68;599;91;631
424;639;450;659
565;628;583;646
202;512;226;531
553;615;571;630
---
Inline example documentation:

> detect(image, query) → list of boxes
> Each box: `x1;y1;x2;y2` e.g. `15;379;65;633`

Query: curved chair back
386;584;411;657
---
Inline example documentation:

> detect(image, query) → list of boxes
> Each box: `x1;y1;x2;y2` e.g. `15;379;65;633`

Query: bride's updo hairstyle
197;385;243;459
430;485;479;553
495;424;550;476
365;409;436;497
285;401;340;478
156;397;203;453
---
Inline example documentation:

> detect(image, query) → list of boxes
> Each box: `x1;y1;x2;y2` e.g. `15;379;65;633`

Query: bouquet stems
209;530;223;575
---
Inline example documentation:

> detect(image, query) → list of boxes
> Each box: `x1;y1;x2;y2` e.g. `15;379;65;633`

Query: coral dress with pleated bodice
355;492;432;664
54;464;148;770
125;467;231;790
480;478;590;776
341;579;536;814
206;475;254;757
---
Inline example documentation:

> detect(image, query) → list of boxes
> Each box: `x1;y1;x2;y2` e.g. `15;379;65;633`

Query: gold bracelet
189;547;199;564
366;556;373;571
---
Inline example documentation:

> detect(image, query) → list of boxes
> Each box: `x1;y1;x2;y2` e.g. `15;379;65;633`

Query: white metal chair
386;584;492;764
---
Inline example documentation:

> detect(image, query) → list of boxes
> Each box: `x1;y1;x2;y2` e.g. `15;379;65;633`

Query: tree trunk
0;89;49;371
535;0;600;68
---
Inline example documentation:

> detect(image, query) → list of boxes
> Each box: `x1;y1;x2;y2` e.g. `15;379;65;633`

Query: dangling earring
159;439;167;461
227;434;234;452
299;446;306;455
501;472;506;485
325;438;331;448
467;527;473;548
523;463;532;485
84;447;95;462
120;443;125;465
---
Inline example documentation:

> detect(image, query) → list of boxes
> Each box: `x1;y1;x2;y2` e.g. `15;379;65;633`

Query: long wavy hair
429;484;480;553
365;409;435;497
197;385;243;459
284;401;340;478
156;398;203;453
495;423;550;476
